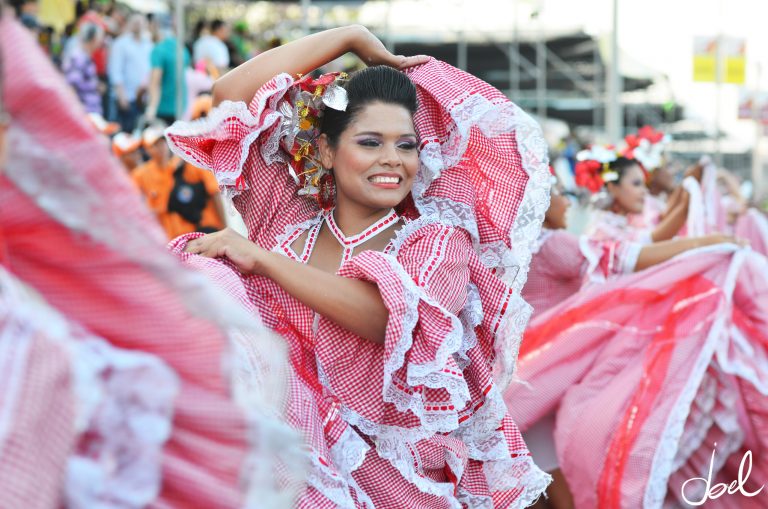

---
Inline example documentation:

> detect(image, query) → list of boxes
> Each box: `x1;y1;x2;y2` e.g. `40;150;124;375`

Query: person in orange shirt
132;125;224;239
112;131;142;173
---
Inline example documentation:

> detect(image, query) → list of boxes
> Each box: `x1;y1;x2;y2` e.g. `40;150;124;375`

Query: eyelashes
356;139;418;151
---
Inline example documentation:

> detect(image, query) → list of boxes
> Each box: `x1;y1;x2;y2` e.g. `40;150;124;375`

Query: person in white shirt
192;19;230;77
108;14;153;132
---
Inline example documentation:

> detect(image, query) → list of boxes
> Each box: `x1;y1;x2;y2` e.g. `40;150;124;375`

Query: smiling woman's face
318;101;419;213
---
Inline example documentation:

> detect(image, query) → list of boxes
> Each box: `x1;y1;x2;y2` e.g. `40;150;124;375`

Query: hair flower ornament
278;72;349;209
575;145;619;194
623;125;670;173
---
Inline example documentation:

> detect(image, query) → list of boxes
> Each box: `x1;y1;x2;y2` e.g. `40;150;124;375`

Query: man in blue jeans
108;14;152;133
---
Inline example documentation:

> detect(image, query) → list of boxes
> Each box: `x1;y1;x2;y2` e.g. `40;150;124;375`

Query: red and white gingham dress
1;18;301;509
166;59;553;507
523;229;642;320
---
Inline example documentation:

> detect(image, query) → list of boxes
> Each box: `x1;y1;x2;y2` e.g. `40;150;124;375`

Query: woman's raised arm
651;191;689;242
212;25;428;106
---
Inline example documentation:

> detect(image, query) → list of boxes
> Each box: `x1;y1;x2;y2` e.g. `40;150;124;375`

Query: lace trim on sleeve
164;74;295;200
620;241;643;274
380;254;471;429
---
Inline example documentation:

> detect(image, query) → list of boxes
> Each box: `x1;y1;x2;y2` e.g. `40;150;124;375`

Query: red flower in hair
623;134;639;158
623;125;667;175
295;72;347;95
575;159;605;194
637;125;664;144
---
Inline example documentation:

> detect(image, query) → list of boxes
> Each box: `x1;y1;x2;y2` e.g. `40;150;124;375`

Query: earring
318;172;335;211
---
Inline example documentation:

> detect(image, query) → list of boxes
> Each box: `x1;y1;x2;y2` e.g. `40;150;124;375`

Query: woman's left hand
349;25;430;69
184;228;264;274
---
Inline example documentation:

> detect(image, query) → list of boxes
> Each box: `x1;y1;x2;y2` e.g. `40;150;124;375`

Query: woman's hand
700;233;749;248
349;25;430;69
184;228;265;274
213;25;429;106
684;163;704;182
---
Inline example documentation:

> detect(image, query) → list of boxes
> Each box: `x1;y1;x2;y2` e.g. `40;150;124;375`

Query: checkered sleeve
537;231;585;281
165;74;318;248
579;236;643;284
313;224;473;431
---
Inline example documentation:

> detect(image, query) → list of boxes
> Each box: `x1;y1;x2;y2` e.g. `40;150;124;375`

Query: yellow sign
693;36;746;84
693;37;717;82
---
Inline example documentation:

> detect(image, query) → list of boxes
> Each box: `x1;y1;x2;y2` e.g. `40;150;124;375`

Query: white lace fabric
0;268;177;509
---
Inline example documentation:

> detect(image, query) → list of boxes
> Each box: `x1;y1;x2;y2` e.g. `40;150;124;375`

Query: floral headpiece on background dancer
574;145;621;194
623;125;670;174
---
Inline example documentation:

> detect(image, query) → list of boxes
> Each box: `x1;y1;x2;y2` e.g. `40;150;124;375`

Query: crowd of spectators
10;0;273;239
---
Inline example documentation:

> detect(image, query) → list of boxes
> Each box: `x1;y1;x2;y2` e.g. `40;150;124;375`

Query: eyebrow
353;131;418;138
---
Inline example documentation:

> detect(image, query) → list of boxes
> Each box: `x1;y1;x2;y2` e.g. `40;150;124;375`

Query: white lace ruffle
324;216;473;430
227;328;308;509
683;176;707;237
531;228;555;255
0;269;178;509
271;215;324;258
325;362;551;505
336;403;461;504
492;292;534;390
456;282;483;369
304;425;372;509
671;366;744;473
165;73;295;201
65;338;178;509
715;253;768;394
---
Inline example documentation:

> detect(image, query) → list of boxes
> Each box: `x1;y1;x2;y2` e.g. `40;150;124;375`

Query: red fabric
735;208;768;258
406;61;531;248
0;309;76;509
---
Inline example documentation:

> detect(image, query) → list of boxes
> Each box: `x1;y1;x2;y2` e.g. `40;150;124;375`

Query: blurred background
12;0;768;233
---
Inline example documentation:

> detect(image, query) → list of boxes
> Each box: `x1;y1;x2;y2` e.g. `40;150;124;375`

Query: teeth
370;176;400;184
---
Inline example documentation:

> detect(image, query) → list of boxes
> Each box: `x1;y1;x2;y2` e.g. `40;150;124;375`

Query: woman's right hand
349;25;430;69
184;227;267;275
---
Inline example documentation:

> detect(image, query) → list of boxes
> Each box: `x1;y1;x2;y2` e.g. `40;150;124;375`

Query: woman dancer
524;177;742;509
581;152;691;244
0;13;302;509
505;151;768;508
526;176;736;321
166;24;552;507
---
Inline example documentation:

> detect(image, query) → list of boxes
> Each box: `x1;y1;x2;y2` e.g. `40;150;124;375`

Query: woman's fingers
353;28;430;70
398;54;430;69
184;232;220;255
